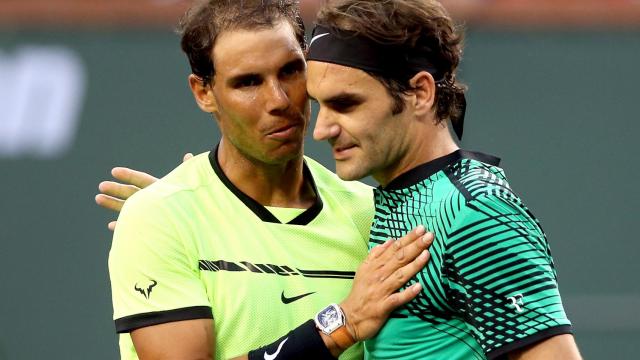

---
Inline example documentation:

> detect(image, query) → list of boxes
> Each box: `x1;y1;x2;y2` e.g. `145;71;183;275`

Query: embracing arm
240;226;433;360
95;153;193;230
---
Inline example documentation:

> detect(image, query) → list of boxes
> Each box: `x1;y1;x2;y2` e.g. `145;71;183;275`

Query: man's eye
330;101;358;113
282;68;298;77
234;77;261;88
281;62;303;77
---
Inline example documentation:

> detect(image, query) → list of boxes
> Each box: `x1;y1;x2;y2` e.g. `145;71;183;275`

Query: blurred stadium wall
0;0;638;358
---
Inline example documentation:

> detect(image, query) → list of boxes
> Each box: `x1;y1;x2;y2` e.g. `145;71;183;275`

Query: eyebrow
324;93;365;104
308;92;366;108
281;58;306;72
226;56;305;87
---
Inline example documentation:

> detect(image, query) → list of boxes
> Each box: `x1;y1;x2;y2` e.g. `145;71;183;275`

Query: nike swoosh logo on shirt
309;32;329;47
280;291;315;304
264;337;288;360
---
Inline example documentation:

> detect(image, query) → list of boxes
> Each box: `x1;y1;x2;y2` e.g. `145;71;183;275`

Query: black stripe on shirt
115;306;213;333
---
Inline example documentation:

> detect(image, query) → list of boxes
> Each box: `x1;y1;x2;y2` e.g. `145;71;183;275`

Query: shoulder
110;155;216;260
118;152;216;223
440;158;542;236
444;157;516;203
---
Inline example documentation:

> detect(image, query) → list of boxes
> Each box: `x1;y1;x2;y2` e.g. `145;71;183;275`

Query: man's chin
263;143;304;164
335;163;368;182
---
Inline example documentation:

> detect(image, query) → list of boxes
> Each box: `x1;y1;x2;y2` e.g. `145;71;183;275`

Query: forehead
212;21;303;77
306;61;383;98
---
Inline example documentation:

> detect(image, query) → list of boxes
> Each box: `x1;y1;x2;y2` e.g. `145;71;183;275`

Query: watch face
319;306;340;327
316;304;344;334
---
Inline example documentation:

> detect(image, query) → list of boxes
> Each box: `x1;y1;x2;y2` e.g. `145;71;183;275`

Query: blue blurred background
1;0;638;358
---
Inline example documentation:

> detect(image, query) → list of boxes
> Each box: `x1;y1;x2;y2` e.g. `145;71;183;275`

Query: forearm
319;330;347;358
240;227;434;360
244;320;338;360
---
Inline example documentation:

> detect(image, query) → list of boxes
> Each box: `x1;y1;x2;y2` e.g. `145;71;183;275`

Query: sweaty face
210;22;310;165
308;61;413;183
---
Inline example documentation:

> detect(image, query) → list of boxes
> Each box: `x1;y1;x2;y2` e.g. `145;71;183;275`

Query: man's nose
313;107;340;141
265;79;290;113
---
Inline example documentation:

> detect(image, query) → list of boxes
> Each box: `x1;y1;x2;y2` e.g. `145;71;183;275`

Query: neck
375;121;459;187
217;140;315;209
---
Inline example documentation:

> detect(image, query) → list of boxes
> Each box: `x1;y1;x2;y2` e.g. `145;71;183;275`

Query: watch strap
329;324;356;350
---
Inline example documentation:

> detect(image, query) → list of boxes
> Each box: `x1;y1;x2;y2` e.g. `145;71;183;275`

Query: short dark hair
316;0;466;124
178;0;306;84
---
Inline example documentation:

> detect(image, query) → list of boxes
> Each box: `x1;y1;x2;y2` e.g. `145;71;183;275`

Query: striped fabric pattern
365;154;571;360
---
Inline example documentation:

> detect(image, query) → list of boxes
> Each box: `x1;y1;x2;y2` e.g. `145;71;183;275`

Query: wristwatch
314;303;356;350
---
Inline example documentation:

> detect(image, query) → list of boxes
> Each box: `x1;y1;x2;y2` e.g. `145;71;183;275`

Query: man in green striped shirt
306;0;581;359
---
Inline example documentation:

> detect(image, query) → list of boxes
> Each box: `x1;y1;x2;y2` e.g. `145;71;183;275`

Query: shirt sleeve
445;192;572;359
108;191;212;333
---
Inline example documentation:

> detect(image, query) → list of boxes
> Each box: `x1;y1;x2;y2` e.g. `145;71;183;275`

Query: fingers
402;231;433;262
98;181;140;200
367;226;424;264
97;166;156;233
368;227;433;296
381;248;430;298
183;153;194;162
111;167;157;189
379;248;431;311
367;239;393;261
393;237;406;260
384;282;423;310
339;227;435;341
360;226;433;278
379;226;433;270
95;194;125;212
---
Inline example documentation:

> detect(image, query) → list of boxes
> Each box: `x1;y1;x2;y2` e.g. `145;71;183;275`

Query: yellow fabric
109;152;374;359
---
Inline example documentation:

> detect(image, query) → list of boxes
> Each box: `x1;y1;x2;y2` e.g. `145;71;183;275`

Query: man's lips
333;144;357;160
267;123;302;140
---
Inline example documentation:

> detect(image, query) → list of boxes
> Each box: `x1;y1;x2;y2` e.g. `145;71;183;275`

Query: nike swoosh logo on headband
309;32;330;46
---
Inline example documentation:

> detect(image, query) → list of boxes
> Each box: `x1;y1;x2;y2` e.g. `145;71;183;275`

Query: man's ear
188;74;217;113
408;71;436;117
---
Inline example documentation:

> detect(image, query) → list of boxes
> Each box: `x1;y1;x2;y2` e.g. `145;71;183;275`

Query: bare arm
131;319;215;360
509;334;581;360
